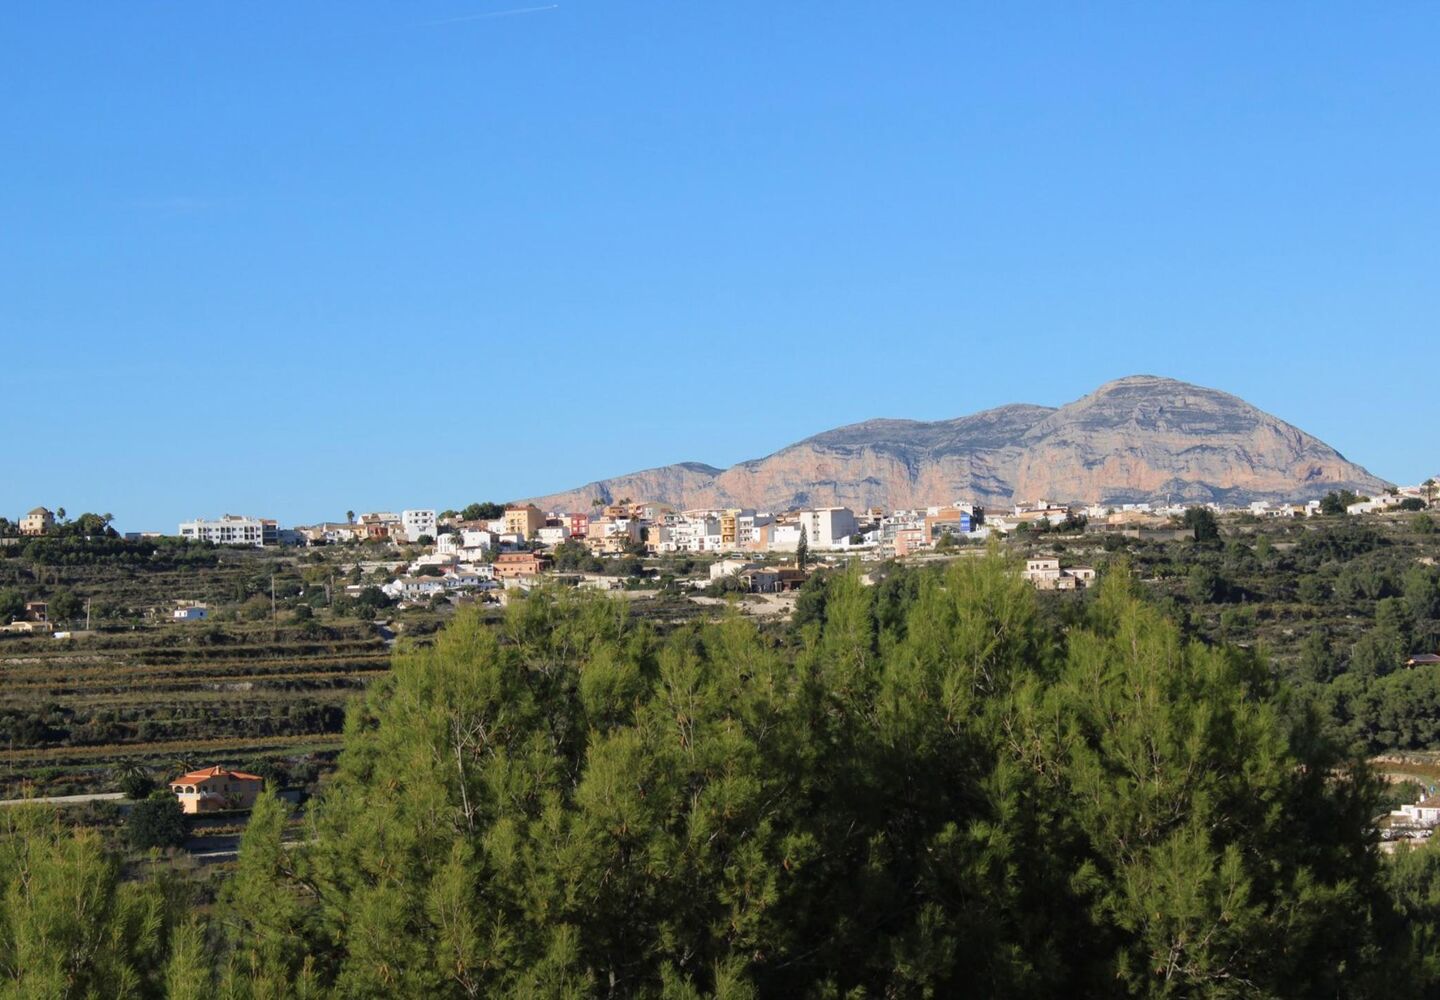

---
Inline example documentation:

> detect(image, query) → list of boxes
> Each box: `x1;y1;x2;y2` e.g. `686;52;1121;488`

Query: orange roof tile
172;766;264;784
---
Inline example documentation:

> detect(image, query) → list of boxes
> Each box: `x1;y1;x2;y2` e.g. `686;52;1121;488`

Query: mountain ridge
523;376;1388;512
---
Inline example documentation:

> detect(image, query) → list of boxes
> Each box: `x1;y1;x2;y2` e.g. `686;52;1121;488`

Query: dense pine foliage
3;553;1438;996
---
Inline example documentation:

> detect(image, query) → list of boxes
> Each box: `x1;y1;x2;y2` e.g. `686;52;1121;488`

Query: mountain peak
523;377;1387;511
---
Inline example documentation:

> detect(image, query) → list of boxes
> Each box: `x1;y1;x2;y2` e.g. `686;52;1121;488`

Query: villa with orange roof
168;766;264;814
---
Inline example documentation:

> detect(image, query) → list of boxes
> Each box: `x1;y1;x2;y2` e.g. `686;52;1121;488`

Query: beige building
20;507;54;536
169;766;264;814
1022;558;1096;591
0;620;54;635
504;504;546;540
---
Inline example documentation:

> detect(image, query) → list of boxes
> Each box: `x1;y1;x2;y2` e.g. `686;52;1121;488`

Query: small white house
384;577;448;601
172;603;208;622
536;526;570;547
710;558;757;581
1393;795;1440;828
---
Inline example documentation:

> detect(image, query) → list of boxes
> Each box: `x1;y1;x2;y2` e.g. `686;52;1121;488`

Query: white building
735;511;774;548
768;524;802;553
800;507;858;550
401;509;437;543
1393;796;1440;828
383;577;448;601
656;515;723;553
710;558;757;581
461;528;497;551
1347;495;1407;516
179;515;268;547
536;526;570;547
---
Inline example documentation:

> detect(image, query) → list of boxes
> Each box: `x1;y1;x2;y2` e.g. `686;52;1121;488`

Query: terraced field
0;621;389;797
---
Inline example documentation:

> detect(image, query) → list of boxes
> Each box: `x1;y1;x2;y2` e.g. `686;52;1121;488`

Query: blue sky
3;3;1437;530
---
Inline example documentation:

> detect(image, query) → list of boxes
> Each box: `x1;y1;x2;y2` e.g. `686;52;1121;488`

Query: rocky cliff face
526;376;1388;511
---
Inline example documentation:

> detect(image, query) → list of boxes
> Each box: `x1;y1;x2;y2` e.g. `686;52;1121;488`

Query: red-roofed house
169;766;264;814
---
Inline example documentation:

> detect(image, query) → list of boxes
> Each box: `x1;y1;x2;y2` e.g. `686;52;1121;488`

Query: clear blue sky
3;3;1437;531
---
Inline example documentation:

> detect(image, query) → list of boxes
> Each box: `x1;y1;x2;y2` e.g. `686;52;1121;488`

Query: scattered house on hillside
739;566;808;594
1392;795;1440;829
710;558;756;581
383;577;448;602
23;602;48;622
1021;558;1096;591
0;620;55;635
169;766;264;814
1406;654;1440;668
1347;495;1407;516
20;507;55;536
172;601;208;622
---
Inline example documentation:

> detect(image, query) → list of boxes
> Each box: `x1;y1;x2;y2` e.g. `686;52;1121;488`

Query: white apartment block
179;515;268;547
401;509;437;543
800;507;858;550
656;515;723;553
735;511;774;548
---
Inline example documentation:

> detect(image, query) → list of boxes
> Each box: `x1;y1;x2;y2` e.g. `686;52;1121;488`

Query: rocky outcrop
525;376;1388;511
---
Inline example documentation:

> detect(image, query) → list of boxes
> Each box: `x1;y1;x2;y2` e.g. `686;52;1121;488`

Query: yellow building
720;509;739;550
504;504;546;540
20;507;54;536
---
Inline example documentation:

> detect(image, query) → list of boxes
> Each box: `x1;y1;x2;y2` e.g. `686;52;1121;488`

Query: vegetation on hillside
2;555;1438;996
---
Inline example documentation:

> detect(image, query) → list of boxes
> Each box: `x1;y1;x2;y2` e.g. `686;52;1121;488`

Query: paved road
0;792;126;807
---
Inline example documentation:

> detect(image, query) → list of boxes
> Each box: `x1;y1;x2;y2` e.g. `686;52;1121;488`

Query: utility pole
271;574;277;639
85;597;91;632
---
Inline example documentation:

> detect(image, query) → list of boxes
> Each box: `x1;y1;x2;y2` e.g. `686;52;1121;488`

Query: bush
126;794;189;850
120;772;157;800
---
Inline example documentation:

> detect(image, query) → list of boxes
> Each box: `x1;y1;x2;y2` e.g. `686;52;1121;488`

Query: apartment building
504;504;546;540
179;515;269;547
800;507;859;550
401;509;437;543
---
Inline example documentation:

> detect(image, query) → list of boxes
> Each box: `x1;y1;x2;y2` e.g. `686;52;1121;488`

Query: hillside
525;375;1389;511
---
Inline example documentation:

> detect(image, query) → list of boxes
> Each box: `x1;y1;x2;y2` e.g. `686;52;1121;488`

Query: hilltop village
6;478;1430;621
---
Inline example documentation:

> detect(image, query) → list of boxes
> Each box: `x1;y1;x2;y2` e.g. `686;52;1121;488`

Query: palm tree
346;510;356;524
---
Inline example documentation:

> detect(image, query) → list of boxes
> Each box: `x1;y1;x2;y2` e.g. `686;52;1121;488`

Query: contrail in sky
422;4;559;25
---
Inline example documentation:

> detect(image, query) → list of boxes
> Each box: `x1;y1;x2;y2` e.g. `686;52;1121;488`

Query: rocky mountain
525;376;1389;511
